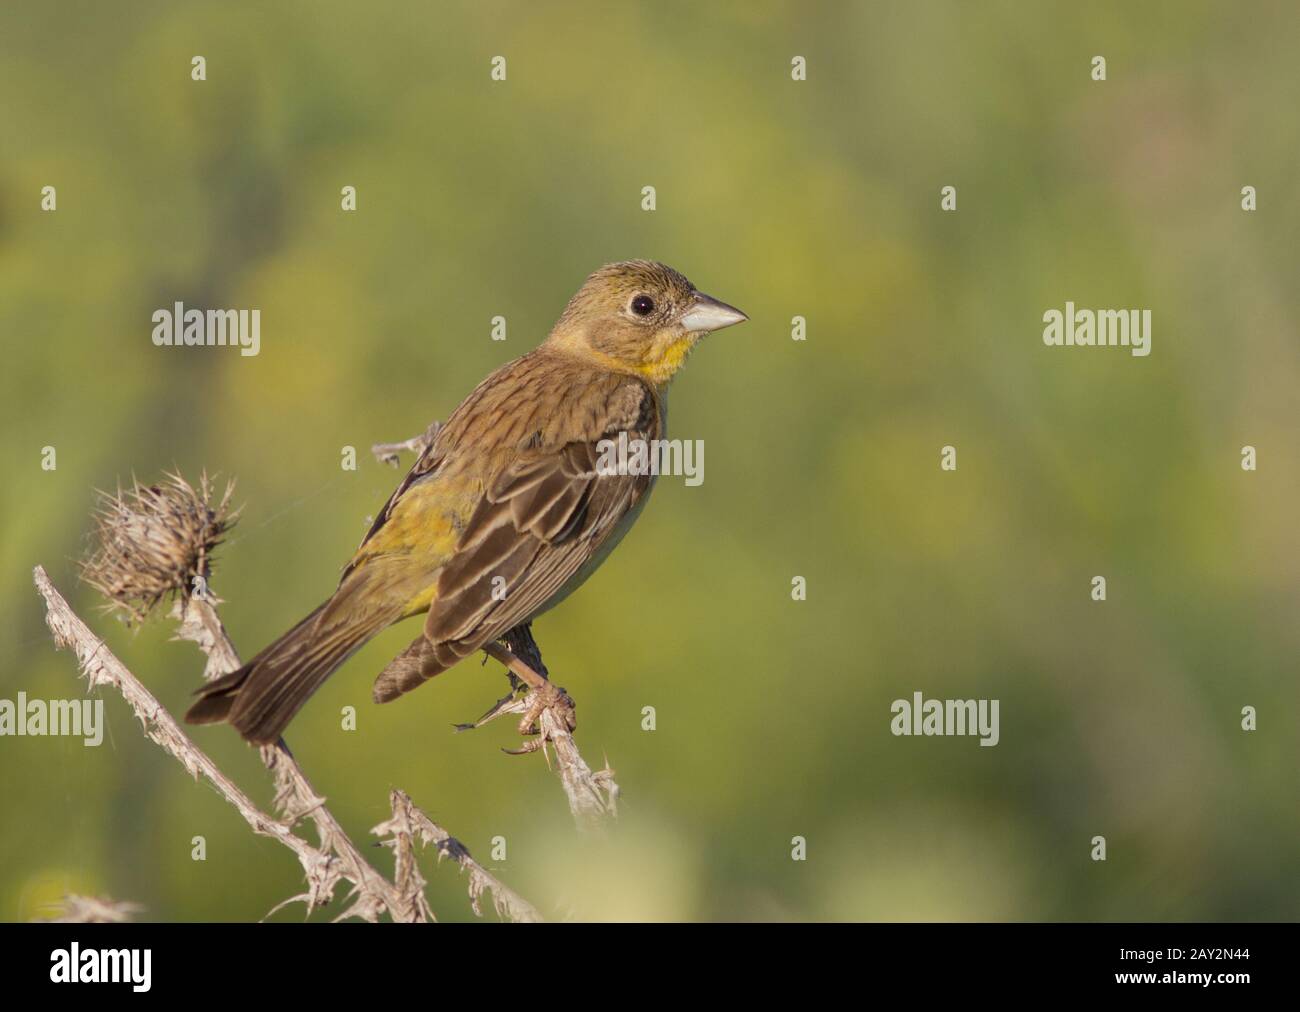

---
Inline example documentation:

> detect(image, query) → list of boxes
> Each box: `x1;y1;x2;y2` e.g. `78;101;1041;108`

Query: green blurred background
2;0;1297;921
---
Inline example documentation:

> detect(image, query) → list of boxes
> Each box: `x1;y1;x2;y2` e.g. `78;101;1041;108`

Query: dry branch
36;564;364;918
37;564;537;922
371;420;442;467
172;591;404;920
374;790;542;923
38;895;143;923
175;589;538;923
494;627;619;829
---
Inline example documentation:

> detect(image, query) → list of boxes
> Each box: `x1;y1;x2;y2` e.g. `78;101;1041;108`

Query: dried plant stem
35;565;362;915
492;626;619;829
371;420;442;467
173;593;406;919
39;895;142;923
376;790;543;923
34;565;537;923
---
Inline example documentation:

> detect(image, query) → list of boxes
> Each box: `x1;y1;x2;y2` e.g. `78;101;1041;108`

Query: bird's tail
185;590;398;744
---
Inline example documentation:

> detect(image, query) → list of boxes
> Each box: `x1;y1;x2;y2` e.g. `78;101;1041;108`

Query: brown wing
348;349;570;580
428;439;649;649
372;368;660;701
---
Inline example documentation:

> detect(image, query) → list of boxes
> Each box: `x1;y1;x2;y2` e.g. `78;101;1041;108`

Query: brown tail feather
184;598;395;745
185;604;328;728
371;634;454;703
184;663;251;724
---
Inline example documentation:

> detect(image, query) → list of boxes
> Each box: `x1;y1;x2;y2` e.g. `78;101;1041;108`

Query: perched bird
185;260;747;744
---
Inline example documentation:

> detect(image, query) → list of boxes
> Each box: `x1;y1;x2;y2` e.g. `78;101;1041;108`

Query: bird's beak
680;291;749;333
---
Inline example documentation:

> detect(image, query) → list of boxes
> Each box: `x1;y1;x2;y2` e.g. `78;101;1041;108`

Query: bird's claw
455;678;575;746
501;738;549;757
515;680;575;738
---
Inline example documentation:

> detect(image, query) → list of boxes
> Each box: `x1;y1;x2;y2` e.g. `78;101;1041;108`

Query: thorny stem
34;565;539;923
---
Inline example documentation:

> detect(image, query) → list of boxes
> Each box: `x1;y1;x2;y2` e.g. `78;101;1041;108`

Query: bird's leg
498;622;550;681
483;624;576;744
452;631;540;734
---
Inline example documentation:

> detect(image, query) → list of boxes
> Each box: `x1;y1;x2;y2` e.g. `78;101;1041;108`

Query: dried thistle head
80;471;239;624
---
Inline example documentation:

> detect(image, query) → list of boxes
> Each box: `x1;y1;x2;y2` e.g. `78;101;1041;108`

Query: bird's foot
477;634;576;756
500;682;575;756
520;680;575;736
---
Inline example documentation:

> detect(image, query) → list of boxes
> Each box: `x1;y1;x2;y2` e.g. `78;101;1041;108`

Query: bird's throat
635;335;696;386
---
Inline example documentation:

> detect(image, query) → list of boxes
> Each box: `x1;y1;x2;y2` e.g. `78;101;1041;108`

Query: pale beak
680;291;749;333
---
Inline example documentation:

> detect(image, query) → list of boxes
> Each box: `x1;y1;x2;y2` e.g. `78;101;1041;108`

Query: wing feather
366;356;660;702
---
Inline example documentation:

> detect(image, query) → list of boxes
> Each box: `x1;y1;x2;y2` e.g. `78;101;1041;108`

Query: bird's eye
631;294;655;316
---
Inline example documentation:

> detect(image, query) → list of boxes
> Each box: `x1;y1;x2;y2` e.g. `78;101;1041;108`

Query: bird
184;260;747;744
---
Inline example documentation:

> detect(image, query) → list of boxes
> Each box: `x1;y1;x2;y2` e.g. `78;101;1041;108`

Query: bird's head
547;260;748;386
